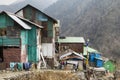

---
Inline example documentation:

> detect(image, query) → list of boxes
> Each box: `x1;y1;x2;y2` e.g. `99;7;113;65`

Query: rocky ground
0;70;79;80
0;69;120;80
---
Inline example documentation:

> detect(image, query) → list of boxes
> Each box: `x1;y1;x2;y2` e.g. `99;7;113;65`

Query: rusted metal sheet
7;23;21;38
41;37;52;43
21;45;27;62
23;6;36;22
45;58;54;68
59;43;84;53
41;21;48;37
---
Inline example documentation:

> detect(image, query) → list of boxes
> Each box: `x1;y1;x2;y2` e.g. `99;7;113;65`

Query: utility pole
86;39;89;66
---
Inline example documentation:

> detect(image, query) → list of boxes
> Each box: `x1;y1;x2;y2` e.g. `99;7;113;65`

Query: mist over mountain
45;0;120;58
0;0;57;13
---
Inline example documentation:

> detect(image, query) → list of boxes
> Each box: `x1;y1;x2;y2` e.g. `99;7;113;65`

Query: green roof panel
58;37;85;43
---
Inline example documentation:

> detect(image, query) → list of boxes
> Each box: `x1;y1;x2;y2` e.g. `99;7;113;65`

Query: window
0;28;6;36
42;21;48;37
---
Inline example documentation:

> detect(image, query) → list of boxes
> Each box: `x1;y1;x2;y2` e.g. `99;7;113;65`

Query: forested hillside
45;0;120;58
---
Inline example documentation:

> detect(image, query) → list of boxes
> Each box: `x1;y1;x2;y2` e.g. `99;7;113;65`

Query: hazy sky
0;0;57;5
0;0;18;5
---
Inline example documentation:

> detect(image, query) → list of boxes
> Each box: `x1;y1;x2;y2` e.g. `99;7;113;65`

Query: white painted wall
41;43;54;58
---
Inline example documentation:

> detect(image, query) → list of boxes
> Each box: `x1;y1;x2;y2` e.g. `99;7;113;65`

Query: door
0;46;3;62
28;26;37;62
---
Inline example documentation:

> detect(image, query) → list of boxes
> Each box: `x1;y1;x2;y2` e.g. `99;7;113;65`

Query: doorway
0;46;3;62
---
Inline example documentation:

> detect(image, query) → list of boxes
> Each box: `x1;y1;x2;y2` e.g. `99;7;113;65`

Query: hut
0;11;43;69
59;50;85;70
56;37;85;54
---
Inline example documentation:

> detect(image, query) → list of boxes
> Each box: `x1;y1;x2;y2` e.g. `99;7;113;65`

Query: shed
0;11;43;69
57;37;85;53
59;50;85;70
60;50;85;60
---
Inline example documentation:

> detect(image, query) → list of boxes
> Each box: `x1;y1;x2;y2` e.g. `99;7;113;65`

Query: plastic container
23;62;31;70
17;63;23;71
95;59;103;67
95;53;101;58
89;53;95;62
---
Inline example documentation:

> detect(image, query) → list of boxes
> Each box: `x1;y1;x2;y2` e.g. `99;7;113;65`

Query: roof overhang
0;11;31;30
17;16;43;28
57;37;85;43
60;50;86;60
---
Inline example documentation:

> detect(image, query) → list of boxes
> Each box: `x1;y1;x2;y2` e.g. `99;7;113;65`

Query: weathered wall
3;47;21;68
59;43;84;53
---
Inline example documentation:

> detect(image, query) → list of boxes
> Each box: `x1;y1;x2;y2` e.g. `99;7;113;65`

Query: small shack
59;50;85;70
56;37;85;54
0;11;43;69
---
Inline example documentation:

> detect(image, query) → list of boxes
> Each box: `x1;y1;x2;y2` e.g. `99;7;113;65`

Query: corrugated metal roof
1;11;43;29
83;46;98;55
57;37;85;43
7;13;31;29
17;16;43;28
60;50;85;60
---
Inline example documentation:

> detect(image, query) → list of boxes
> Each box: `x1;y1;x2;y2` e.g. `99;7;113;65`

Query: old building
0;11;43;69
56;37;85;54
15;4;58;68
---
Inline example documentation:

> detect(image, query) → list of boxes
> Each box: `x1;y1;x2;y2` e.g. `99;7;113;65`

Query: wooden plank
0;37;20;46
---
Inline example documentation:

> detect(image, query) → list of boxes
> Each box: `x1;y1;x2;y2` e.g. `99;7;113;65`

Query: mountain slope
45;0;120;58
0;0;57;13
